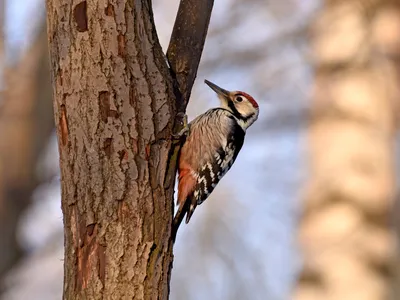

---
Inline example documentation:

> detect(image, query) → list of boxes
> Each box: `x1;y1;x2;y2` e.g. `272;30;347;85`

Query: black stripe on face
227;99;242;119
227;100;253;122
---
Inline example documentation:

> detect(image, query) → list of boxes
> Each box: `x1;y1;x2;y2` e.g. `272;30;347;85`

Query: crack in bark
60;104;69;146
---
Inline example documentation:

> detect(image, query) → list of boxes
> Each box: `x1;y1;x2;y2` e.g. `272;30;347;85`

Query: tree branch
164;0;214;243
167;0;214;111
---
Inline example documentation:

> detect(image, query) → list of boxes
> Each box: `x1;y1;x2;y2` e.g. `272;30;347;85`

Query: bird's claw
172;113;189;140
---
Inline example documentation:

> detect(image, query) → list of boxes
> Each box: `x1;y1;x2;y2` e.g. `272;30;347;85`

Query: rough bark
0;25;53;282
294;1;400;300
46;0;213;299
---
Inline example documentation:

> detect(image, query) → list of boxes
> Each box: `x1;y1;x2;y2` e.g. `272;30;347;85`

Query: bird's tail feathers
174;165;197;242
172;198;190;243
185;198;197;224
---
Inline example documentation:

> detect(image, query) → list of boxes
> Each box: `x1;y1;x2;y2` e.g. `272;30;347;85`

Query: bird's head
205;79;259;130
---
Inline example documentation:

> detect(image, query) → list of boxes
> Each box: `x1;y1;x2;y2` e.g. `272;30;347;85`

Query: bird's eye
236;96;243;102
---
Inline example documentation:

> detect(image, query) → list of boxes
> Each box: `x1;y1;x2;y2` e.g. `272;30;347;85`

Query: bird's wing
183;117;244;224
177;110;245;224
193;116;245;206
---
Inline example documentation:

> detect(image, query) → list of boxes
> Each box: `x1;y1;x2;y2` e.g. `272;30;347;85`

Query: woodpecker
172;79;259;241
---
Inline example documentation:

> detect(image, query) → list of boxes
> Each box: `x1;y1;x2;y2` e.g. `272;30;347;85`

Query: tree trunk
295;0;400;300
294;1;400;300
46;0;212;299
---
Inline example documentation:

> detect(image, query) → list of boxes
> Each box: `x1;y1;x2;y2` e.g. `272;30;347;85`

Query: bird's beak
204;80;230;102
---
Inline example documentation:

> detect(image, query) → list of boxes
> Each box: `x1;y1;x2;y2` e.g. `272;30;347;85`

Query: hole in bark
87;224;95;236
74;1;88;32
104;138;113;158
117;34;126;57
129;86;136;107
98;245;106;286
99;91;110;123
145;144;151;160
105;3;114;16
118;149;127;161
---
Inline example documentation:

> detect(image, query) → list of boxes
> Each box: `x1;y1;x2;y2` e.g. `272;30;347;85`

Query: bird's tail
185;199;197;224
172;198;190;243
173;165;196;242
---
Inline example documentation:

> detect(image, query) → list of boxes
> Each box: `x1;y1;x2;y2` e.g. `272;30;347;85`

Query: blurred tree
0;0;3;89
295;1;400;300
46;0;212;298
0;23;53;284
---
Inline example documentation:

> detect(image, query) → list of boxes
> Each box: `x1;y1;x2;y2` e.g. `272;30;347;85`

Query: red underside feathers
177;160;196;206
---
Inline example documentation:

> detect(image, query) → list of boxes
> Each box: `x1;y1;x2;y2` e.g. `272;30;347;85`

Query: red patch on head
237;91;259;108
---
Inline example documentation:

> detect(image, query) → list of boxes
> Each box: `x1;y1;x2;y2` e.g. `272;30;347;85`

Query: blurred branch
0;23;53;285
0;0;3;58
167;0;214;110
202;18;309;71
0;0;4;93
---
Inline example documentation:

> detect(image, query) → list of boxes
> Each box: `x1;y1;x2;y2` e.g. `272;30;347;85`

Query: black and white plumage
191;110;244;205
172;79;259;241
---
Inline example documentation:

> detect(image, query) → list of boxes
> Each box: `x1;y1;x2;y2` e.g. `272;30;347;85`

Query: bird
172;79;259;241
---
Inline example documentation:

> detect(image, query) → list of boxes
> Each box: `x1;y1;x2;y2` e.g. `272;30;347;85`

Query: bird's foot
172;112;189;140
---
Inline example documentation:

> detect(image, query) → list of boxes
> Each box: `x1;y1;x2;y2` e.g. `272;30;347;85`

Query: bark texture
46;0;213;299
294;1;400;300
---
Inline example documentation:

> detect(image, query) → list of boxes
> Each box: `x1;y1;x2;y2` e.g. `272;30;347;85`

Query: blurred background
1;0;400;299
